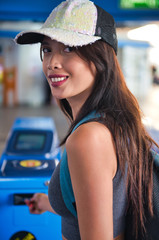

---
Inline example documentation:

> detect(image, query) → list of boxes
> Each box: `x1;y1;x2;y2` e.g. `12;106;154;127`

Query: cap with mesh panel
15;0;118;54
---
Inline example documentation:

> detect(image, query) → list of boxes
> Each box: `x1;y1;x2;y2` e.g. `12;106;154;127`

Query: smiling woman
40;37;96;115
15;0;159;240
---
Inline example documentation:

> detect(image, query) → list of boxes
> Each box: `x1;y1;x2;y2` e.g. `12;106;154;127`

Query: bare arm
66;122;117;240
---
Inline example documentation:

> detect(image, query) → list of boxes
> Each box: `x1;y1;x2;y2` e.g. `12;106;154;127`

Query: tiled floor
0;85;159;155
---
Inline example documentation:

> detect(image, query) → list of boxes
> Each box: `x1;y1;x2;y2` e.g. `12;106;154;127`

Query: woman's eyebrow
41;41;50;46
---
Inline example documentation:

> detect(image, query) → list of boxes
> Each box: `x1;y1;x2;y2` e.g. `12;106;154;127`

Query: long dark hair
57;40;158;237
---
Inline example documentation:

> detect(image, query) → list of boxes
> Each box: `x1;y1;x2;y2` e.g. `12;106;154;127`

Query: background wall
1;0;159;22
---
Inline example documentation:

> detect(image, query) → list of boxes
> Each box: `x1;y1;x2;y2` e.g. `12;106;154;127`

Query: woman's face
41;37;96;106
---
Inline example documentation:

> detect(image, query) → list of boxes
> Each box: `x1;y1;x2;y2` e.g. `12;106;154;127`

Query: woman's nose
48;54;62;70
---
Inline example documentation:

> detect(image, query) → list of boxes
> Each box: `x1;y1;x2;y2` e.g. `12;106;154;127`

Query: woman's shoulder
66;121;117;178
68;121;112;146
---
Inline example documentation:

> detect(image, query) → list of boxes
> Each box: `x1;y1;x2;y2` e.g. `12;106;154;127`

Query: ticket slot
14;193;34;205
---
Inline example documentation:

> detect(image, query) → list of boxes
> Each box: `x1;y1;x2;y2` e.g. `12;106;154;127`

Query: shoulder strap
72;111;101;132
60;111;100;217
151;149;159;167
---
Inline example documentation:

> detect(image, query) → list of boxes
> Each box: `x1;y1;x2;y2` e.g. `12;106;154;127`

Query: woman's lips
49;75;69;87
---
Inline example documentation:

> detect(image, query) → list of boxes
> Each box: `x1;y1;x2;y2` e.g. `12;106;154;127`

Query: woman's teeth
50;77;67;82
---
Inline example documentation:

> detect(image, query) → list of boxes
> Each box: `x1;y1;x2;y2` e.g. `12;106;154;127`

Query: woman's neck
67;98;84;120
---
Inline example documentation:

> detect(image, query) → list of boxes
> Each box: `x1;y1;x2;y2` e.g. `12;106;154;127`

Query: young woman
15;0;159;239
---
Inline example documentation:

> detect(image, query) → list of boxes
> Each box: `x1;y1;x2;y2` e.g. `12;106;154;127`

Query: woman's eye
42;47;51;53
64;46;74;53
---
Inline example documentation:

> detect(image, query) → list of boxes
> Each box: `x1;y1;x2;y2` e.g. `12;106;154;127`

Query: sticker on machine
19;160;42;167
10;231;36;240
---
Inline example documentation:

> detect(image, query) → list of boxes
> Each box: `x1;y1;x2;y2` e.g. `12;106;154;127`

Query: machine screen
14;133;46;151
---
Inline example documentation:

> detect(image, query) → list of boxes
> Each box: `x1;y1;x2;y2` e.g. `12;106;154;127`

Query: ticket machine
0;117;62;240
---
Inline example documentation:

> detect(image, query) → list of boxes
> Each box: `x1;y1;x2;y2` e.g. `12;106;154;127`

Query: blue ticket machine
0;117;62;240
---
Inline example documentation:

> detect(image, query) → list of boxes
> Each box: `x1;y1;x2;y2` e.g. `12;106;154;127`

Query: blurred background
0;0;159;153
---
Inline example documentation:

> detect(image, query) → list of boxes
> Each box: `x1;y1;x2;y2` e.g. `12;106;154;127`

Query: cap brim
15;28;101;47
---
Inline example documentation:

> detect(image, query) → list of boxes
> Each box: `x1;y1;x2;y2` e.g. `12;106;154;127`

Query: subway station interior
0;0;159;239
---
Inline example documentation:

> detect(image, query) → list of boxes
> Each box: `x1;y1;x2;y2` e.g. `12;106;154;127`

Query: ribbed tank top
48;112;127;239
